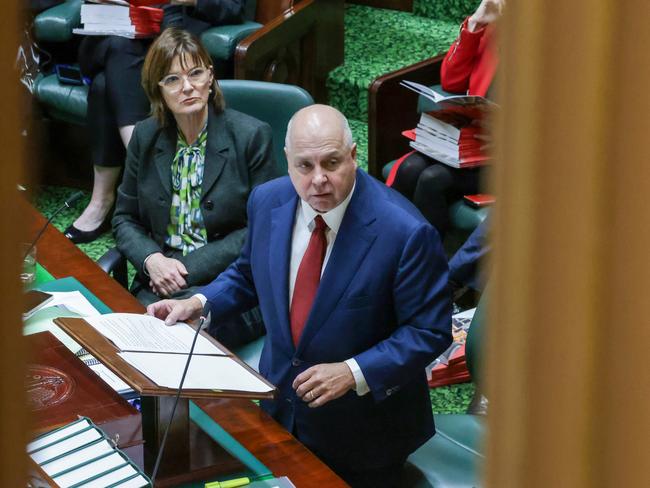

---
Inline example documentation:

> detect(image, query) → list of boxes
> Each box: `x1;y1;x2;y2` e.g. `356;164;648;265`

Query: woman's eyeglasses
158;66;212;93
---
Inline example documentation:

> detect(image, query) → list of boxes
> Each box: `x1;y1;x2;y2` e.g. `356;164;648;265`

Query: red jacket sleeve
441;17;487;94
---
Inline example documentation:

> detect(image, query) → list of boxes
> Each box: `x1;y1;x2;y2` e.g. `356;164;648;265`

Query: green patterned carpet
327;5;459;125
33;0;482;416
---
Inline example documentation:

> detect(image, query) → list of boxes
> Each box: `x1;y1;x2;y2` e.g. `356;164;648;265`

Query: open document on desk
85;313;273;393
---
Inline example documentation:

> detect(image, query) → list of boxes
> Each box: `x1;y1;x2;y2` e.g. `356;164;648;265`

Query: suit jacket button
204;200;214;210
292;359;301;367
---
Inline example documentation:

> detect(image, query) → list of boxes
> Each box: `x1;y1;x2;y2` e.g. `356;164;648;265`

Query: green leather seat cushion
231;335;264;372
34;0;82;43
404;415;484;488
201;22;262;61
33;73;88;125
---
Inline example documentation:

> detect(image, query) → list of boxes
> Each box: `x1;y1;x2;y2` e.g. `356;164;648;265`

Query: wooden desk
30;208;347;487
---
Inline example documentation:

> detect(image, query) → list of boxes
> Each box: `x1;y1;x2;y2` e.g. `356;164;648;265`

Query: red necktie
290;215;328;346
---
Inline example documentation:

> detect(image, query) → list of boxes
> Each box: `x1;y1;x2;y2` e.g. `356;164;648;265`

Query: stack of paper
400;80;495;168
74;0;166;38
86;313;273;393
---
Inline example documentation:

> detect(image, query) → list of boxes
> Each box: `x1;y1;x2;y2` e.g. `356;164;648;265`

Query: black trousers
390;152;483;238
79;36;151;167
315;450;406;488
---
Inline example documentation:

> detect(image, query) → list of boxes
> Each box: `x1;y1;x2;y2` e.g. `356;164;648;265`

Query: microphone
150;303;211;486
25;191;84;260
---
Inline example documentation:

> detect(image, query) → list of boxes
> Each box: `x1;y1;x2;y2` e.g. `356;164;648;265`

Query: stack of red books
400;80;496;169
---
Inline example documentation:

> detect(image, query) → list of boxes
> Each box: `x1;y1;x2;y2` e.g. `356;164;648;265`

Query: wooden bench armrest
235;0;344;103
367;55;445;178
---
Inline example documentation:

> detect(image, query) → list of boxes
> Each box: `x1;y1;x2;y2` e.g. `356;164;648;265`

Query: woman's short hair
142;28;224;125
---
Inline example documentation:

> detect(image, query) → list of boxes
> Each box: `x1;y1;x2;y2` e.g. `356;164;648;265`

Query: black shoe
64;218;111;244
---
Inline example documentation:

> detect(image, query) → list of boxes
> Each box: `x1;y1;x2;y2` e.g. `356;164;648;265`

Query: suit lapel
153;124;176;199
201;108;229;200
296;171;378;354
270;196;299;350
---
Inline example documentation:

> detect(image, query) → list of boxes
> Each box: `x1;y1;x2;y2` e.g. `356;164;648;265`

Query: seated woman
112;28;279;344
66;0;245;243
389;0;501;238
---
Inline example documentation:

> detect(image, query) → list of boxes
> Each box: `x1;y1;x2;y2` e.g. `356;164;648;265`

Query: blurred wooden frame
237;0;344;103
1;0;28;485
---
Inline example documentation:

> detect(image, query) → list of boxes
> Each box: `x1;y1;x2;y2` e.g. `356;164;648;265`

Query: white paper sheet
41;440;114;477
75;464;140;488
118;352;273;392
86;313;225;355
28;418;91;453
46;291;102;317
54;452;124;487
30;429;102;465
88;363;132;393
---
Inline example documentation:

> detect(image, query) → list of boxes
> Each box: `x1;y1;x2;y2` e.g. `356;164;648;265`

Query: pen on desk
204;477;250;488
205;474;275;488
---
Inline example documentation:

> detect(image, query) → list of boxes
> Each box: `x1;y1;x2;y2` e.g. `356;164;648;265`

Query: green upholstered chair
218;79;313;172
402;293;487;488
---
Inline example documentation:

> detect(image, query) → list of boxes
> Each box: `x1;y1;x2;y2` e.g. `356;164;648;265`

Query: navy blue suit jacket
200;169;452;469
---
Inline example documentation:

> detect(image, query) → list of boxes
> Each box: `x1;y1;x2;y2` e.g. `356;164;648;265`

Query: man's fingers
308;389;334;408
147;300;169;318
165;305;183;326
292;367;315;391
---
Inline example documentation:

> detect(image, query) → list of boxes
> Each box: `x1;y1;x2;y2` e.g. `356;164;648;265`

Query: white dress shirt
195;182;370;396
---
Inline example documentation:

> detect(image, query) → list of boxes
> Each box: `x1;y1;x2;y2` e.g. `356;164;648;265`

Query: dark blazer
200;169;452;470
113;106;278;291
161;0;246;36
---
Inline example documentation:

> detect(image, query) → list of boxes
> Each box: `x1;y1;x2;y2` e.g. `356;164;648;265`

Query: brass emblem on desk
26;364;75;410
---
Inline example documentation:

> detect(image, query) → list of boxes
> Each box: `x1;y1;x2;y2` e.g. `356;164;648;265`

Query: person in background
65;0;246;243
147;104;452;487
112;28;278;347
388;0;503;238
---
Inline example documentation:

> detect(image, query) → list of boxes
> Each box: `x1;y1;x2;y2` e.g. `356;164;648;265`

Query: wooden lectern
54;317;276;487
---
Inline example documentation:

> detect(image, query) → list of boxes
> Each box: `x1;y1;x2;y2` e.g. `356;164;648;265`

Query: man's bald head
285;104;354;153
284;104;357;213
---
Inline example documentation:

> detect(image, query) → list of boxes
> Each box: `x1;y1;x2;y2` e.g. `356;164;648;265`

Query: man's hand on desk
293;363;356;408
145;253;188;297
146;296;203;325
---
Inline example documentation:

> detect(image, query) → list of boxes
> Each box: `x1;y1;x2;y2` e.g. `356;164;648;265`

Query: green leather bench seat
404;415;484;488
201;21;262;61
33;73;88;126
448;200;489;232
232;335;265;372
34;0;81;43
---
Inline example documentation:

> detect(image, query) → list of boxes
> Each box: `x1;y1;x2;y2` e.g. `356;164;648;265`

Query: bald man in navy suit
148;105;452;487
